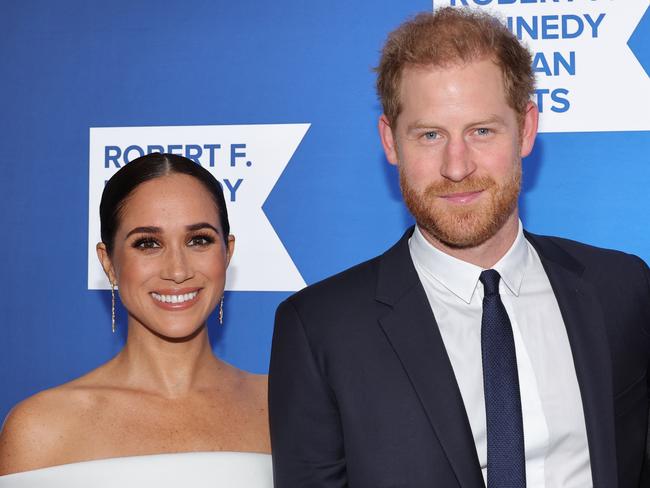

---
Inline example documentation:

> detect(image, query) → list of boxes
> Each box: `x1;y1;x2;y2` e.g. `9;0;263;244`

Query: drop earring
111;281;116;333
219;296;224;325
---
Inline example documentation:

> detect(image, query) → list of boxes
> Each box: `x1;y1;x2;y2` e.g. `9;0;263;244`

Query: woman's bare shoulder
0;387;70;474
239;370;268;388
220;361;267;397
246;372;268;400
222;367;270;453
0;373;112;475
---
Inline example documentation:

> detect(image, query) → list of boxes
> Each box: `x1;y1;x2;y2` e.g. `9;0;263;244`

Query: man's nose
440;136;476;182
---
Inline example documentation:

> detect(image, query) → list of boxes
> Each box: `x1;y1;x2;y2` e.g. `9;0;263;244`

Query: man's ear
96;242;116;284
520;101;539;158
379;114;399;165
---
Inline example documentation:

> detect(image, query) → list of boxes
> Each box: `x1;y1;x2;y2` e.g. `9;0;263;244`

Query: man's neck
418;214;520;269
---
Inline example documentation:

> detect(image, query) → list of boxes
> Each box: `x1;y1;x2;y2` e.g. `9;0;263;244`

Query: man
269;8;650;487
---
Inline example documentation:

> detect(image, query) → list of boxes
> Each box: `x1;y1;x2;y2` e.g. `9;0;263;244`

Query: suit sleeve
641;260;650;486
269;299;348;488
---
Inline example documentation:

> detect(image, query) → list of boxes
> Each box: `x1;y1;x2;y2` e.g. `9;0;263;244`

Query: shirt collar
409;221;529;304
492;221;528;298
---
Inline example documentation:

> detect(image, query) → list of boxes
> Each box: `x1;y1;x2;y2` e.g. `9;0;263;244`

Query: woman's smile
150;288;201;310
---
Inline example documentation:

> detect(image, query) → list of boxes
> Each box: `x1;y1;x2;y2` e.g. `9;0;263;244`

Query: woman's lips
150;288;201;311
440;190;483;204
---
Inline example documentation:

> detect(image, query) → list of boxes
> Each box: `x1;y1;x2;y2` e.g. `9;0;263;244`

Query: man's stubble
400;162;522;249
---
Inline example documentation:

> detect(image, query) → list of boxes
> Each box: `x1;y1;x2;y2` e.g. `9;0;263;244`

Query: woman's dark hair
100;153;230;255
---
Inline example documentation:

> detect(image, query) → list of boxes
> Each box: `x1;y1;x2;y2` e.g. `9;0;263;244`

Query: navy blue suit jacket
269;228;650;487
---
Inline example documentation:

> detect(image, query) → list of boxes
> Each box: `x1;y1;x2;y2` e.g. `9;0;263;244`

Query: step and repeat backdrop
1;0;649;420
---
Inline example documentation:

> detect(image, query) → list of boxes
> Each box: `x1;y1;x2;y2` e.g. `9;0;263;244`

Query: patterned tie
480;269;526;488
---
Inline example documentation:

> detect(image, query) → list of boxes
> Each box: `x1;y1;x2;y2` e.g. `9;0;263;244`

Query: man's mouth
439;190;484;204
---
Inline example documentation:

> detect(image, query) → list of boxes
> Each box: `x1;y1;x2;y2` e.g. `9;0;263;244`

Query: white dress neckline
0;451;273;487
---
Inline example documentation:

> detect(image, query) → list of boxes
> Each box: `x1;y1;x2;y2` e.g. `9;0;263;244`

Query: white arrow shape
433;1;650;132
88;123;310;292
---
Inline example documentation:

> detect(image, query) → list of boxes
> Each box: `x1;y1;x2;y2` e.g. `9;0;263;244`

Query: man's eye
188;234;215;247
133;238;160;249
476;128;491;136
423;131;438;140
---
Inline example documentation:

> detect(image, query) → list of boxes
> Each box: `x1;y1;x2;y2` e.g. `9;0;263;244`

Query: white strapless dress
0;451;273;487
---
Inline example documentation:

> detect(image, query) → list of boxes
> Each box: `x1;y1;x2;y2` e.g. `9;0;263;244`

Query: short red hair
376;8;535;126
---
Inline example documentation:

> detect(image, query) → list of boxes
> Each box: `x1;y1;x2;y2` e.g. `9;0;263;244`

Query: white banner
88;124;310;292
434;1;650;133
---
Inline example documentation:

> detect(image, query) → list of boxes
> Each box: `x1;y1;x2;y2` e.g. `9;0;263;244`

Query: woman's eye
188;235;215;247
133;238;160;249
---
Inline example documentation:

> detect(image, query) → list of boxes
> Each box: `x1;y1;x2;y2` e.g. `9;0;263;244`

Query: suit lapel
376;229;485;488
375;230;619;486
527;233;618;487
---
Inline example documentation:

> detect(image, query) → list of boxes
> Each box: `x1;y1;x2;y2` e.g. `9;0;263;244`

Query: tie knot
479;269;501;296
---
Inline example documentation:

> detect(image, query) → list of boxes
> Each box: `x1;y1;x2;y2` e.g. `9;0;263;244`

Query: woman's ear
225;235;235;267
96;242;116;284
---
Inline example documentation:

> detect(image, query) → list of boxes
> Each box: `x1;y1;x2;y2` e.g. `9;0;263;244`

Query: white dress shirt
408;222;593;487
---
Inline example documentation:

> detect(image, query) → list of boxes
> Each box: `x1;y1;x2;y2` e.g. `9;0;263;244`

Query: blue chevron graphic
628;5;650;78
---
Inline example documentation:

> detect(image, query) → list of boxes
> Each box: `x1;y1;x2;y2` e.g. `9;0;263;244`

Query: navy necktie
480;269;526;488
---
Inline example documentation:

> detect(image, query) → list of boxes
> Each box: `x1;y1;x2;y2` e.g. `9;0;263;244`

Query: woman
0;153;272;486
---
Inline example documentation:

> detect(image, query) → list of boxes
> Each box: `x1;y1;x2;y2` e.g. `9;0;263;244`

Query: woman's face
97;173;234;339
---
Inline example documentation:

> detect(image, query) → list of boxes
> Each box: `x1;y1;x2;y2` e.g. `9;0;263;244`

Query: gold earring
219;296;224;325
111;282;116;333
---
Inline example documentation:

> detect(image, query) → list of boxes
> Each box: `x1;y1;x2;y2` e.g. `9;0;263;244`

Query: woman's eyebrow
125;226;161;239
124;223;220;240
186;222;220;234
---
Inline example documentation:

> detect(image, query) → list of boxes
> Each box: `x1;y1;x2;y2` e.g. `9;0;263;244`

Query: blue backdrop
1;0;649;422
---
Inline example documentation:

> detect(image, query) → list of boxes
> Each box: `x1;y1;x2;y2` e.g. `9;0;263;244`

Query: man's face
379;58;537;249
